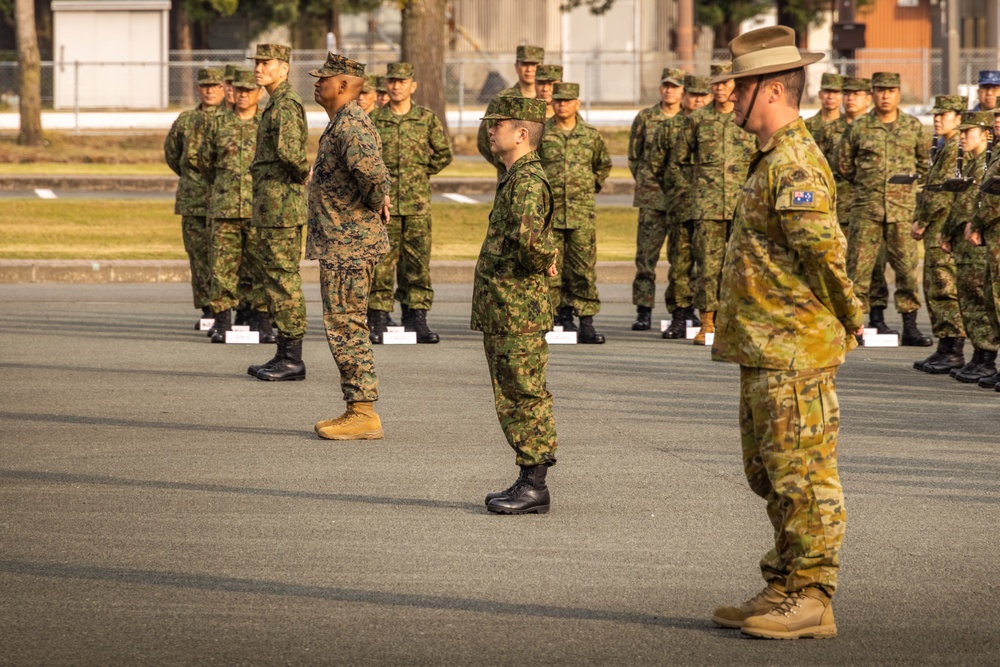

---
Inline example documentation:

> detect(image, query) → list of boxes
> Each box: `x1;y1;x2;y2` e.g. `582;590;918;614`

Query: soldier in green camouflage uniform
708;27;864;640
477;45;544;177
369;61;453;344
535;64;562;120
474;97;558;515
627;67;685;330
375;76;389;109
307;53;392;440
164;67;225;326
972;110;1000;389
911;96;968;372
358;74;379;114
539;82;612;344
246;44;310;382
803;72;844;138
672;63;757;345
222;64;238;111
838;71;932;346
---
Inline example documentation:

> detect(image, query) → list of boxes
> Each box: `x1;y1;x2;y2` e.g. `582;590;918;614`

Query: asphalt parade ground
1;282;998;666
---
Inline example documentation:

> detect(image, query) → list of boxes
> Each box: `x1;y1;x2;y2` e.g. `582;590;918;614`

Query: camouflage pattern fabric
251;80;309;229
181;216;212;309
550;227;600;316
739;365;846;594
369;214;433;311
803;111;837;139
665;220;694;310
972;156;1000;342
201;107;261;220
692;219;731;312
538;115;612;230
628;104;676;210
630;208;669;309
258;225;306;340
477;86;526;175
845;219;920;314
209;218;266;313
165;103;222;217
320;262;380;402
650;113;693;225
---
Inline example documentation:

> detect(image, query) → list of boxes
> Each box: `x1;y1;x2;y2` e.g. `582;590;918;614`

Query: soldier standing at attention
970;109;1000;390
804;72;844;138
911;96;968;373
627;67;685;331
164;66;225;329
358;74;379;114
477;45;544;176
972;70;1000;111
672;62;756;345
708;26;863;640
474;97;558;515
246;44;311;382
368;62;453;344
222;64;238;111
307;53;392;440
539;82;612;343
375;76;390;108
534;64;562;119
838;72;932;346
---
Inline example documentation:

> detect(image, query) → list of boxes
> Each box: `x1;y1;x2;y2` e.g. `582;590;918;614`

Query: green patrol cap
386;62;414;80
536;64;563;83
223;64;239;82
516;45;544;63
197;67;224;85
842;76;871;92
660;67;685;86
931;95;967;114
872;71;900;88
684;74;711;95
710;62;732;78
959;111;993;131
820;73;845;91
309;52;365;79
249;43;291;63
231;68;258;90
551;82;580;100
481;96;547;124
362;74;378;92
375;76;387;93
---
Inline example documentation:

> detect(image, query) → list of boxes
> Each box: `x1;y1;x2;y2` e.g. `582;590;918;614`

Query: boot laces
768;591;805;617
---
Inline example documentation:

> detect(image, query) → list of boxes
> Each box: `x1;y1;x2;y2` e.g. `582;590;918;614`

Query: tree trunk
328;0;342;52
15;0;43;146
176;1;194;106
401;0;449;135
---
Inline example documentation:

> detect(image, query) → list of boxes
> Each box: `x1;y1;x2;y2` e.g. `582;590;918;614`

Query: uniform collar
498;151;539;186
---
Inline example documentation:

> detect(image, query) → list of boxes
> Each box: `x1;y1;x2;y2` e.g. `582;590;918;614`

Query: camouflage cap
819;72;846;91
931;95;968;115
386;62;414;80
249;43;291;63
536;64;563;82
375;76;387;93
660;67;686;86
551;82;580;100
979;70;1000;86
223;64;239;82
481;96;547;124
872;71;901;88
362;74;378;92
710;62;732;78
197;67;224;85
842;76;871;92
959;111;993;131
309;52;365;79
516;45;544;63
684;74;711;95
231;68;258;90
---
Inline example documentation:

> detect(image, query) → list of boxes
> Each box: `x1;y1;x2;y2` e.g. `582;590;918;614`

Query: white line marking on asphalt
34;189;58;199
442;193;479;204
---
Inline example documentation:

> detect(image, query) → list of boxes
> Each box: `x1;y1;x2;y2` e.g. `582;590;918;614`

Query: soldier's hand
910;221;925;240
969;229;982;246
306;167;313;188
547;249;558;277
940;236;951;253
381;196;392;225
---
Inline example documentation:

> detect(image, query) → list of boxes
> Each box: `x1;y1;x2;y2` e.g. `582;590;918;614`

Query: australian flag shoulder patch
792;191;814;205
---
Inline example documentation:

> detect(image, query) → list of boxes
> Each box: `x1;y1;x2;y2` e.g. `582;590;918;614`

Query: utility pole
942;0;960;93
677;0;694;67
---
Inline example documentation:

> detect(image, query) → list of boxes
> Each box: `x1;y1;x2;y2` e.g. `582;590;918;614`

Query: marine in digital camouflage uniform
307;53;392;440
164;66;225;325
708;27;863;640
971;112;1000;389
627;67;685;330
369;61;453;344
803;72;844;138
539;82;612;344
474;97;558;515
247;43;310;382
477;45;544;177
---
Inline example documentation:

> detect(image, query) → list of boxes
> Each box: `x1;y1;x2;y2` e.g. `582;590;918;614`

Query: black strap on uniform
738;76;764;130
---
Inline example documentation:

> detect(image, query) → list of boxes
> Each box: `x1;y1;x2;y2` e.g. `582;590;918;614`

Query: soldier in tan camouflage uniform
708;26;863;640
535;64;562;119
164;66;225;328
474;97;558;515
477;45;544;176
627;67;685;331
369;62;453;344
803;72;844;138
307;53;392;440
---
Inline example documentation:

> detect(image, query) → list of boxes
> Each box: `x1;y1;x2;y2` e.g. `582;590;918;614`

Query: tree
399;0;448;135
15;0;42;145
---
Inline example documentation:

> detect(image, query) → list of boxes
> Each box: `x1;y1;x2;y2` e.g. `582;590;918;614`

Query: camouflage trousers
846;219;920;314
370;214;434;312
693;219;731;312
665;220;695;311
954;239;1000;352
922;240;965;340
983;225;1000;343
739;365;846;595
483;333;557;467
631;208;668;309
257;226;307;341
209;217;267;314
550;227;601;317
320;261;379;403
840;224;889;308
181;215;213;309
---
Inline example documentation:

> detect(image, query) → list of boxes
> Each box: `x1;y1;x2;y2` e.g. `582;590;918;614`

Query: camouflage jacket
627;104;678;210
943;147;987;244
712;118;863;370
649;113;694;224
672;105;757;221
813;116;853;225
972;150;1000;234
538;116;612;230
471;151;556;335
200;107;262;220
914;133;959;237
305;101;390;269
371;103;453;216
837;109;931;224
251;80;309;228
477;86;527;174
164;103;223;216
804;111;837;139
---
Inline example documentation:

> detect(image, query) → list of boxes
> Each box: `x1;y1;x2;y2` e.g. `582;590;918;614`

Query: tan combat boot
315;402;384;440
711;580;787;628
692;311;715;345
741;586;837;640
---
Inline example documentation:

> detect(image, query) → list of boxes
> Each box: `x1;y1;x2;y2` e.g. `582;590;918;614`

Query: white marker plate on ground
231;325;250;332
199;318;215;331
34;189;57;199
442;193;479;204
383;330;417;344
660;319;693;332
546;326;577;344
863;333;899;347
225;330;259;344
686;326;700;340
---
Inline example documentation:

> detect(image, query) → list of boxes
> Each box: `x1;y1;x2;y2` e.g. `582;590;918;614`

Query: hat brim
931;107;962;114
232;83;258;90
660;77;684;86
550;95;579;101
959;124;989;130
708;52;824;84
480;113;545;123
198;80;223;86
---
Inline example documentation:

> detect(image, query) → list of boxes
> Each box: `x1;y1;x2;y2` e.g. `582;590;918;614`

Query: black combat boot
686;306;700;328
255;311;276;344
386;311;398;328
956;349;997;383
210;309;232;344
556;306;578;332
868;306;898;335
663;307;687;339
256;337;306;381
923;337;965;374
195;306;212;330
578;316;605;344
914;338;948;371
368;309;387;345
234;303;251;327
206;307;227;338
408;309;440;344
901;311;932;346
631;306;652;331
248;336;285;376
400;304;410;328
486;465;550;514
949;347;982;378
977;371;1000;389
484;467;529;506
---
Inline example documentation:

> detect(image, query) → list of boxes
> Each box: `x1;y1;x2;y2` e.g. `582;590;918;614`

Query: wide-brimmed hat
709;26;823;84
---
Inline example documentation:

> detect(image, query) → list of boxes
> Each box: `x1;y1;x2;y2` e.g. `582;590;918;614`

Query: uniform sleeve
837;123;858;183
184;111;211;172
648;123;668;186
198;117;218;184
510;173;557;274
340;123;390;212
426;112;454;176
915;122;931;180
164;115;185;176
671;116;695;178
275;102;310;184
593;132;612;193
627;112;644;177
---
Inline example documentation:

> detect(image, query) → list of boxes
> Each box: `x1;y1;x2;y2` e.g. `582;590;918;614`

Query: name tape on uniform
225;330;260;344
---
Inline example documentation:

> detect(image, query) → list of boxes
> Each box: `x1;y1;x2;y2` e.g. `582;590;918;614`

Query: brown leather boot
741;586;837;639
711;580;787;629
692;311;715;345
315;401;384;440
